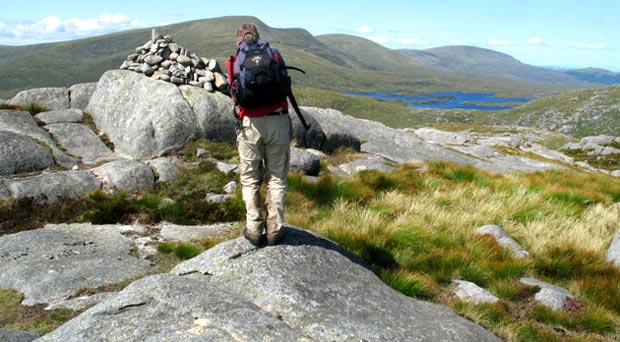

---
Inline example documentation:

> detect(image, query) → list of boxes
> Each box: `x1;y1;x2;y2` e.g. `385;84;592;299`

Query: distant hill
398;45;583;84
562;68;620;85
0;16;589;99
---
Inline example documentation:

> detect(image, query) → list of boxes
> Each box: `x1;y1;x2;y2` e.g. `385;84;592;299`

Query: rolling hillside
0;16;589;99
398;45;583;83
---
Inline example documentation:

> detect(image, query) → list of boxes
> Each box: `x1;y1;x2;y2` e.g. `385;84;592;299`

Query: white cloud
488;39;510;46
528;38;542;45
579;43;606;50
1;13;147;44
397;37;427;46
356;24;373;34
368;36;389;43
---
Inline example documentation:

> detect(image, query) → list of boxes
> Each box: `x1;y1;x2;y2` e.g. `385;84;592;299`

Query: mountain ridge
0;16;593;99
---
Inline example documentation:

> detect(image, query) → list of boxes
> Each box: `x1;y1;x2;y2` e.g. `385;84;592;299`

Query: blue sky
1;0;619;71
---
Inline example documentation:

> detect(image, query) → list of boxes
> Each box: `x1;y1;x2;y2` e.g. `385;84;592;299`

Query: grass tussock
286;161;620;341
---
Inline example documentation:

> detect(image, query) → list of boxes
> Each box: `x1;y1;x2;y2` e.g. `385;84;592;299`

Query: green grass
285;161;620;341
3;141;620;340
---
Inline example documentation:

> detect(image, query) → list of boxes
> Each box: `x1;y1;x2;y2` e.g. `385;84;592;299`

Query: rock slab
39;227;500;341
0;223;153;306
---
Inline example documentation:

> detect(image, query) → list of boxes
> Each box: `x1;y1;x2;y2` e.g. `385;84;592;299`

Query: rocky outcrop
0;223;153;306
179;85;236;143
34;109;83;124
45;123;116;165
0;130;55;175
8;87;70;111
0;329;38;342
86;70;198;159
3;171;101;203
37;227;499;341
92;160;155;192
68;82;97;110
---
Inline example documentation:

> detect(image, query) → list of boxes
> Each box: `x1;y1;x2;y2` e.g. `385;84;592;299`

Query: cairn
121;29;229;94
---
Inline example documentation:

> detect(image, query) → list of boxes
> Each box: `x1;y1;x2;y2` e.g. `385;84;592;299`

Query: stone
292;107;354;152
215;161;239;174
290;147;321;176
477;225;529;259
520;277;574;310
4;170;100;203
0;329;39;342
85;70;197;159
45;123;116;165
0;110;82;169
196;148;209;157
92;160;155;191
206;193;233;204
600;146;620;156
179;85;236;143
476;224;509;240
176;55;192;66
612;170;620;177
607;231;620;266
223;181;237;194
144;55;163;66
160;223;234;241
0;130;55;175
8;87;70;110
452;280;499;304
414;127;471;145
69;82;97;110
0;223;153;306
146;157;180;182
35;108;83;124
338;156;395;174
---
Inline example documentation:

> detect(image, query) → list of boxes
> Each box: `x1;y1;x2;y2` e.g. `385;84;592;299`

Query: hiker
226;23;292;246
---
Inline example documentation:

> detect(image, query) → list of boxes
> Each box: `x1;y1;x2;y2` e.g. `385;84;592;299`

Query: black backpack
232;39;288;108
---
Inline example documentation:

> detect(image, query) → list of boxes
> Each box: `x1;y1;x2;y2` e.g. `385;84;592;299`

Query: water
344;91;532;110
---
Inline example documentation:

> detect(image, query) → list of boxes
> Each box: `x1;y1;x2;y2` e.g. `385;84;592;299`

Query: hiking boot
267;230;285;246
243;227;266;247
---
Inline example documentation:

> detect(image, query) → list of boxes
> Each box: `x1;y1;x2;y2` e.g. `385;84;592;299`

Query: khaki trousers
237;114;291;237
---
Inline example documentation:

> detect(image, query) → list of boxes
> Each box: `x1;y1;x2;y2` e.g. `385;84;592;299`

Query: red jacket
226;49;288;118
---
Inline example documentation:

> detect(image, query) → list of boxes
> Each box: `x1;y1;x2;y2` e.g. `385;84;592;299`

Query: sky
1;0;619;71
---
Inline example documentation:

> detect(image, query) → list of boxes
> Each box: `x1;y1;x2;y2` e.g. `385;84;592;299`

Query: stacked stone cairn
120;29;228;93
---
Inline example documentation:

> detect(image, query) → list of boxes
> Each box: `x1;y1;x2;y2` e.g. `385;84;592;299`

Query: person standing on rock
226;23;292;246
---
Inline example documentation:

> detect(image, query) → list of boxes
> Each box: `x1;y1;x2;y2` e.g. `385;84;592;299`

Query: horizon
1;0;619;72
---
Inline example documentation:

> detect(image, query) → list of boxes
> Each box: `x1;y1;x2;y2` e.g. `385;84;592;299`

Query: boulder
0;130;55;175
296;107;358;152
290;147;321;176
3;170;101;203
581;135;616;146
0;223;153;306
45;123;116;165
607;231;620;266
520;277;574;310
289;107;326;150
35;108;83;124
0;329;38;342
69;82;98;110
146;157;180;182
41;227;499;341
92;160;155;191
85;70;197;159
0;179;9;198
8;87;70;110
179;85;236;143
452;280;499;304
0;109;79;168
